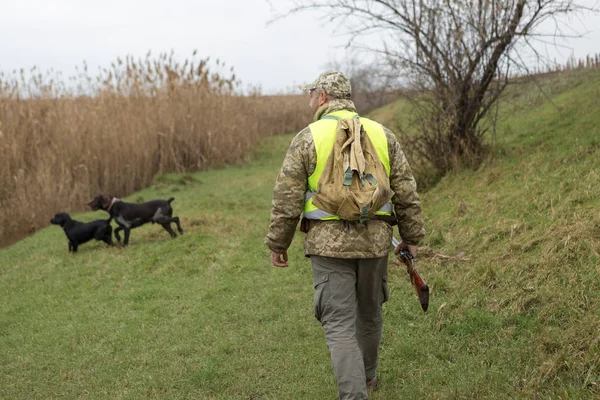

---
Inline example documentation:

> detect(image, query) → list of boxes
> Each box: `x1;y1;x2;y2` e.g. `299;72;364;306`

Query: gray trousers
311;255;389;400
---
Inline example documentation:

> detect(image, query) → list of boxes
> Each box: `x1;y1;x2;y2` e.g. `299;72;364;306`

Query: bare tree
272;0;597;173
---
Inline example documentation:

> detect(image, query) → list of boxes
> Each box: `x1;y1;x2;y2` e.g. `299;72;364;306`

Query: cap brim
299;83;316;92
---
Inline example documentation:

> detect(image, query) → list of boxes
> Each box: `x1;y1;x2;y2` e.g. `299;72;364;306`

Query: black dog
88;195;183;246
50;213;113;253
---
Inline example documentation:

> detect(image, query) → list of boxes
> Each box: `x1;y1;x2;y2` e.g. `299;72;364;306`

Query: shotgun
392;237;429;312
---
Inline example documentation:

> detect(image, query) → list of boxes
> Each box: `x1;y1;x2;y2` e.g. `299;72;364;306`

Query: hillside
393;68;600;397
1;68;599;399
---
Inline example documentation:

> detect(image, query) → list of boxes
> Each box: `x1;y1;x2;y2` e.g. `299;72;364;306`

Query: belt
300;215;397;233
370;215;398;226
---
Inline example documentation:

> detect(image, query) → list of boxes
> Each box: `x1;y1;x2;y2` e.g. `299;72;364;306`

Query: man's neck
313;99;358;122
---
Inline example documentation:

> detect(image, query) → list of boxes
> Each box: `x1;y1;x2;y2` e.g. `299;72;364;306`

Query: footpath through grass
2;69;600;399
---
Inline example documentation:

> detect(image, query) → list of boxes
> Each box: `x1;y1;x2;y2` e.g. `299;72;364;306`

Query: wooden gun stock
392;237;429;312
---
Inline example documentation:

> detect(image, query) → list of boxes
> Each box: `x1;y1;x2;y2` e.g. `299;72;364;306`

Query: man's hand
394;241;418;258
270;250;289;268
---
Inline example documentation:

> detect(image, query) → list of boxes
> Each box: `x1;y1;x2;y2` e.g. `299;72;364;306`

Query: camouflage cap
299;70;352;99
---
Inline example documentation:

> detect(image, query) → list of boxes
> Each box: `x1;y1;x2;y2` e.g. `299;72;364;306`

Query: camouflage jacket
265;99;425;259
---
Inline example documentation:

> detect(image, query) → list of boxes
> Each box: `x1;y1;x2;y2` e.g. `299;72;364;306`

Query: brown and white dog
88;195;183;246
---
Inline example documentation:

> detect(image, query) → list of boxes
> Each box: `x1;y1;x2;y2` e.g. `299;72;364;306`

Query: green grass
2;68;600;399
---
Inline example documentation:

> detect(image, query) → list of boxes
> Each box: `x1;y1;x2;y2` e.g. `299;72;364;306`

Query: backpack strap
365;173;377;185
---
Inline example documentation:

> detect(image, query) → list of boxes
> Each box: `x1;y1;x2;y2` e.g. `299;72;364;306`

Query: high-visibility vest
303;110;393;220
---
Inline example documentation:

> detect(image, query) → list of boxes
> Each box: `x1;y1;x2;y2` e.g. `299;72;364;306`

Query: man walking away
265;70;426;399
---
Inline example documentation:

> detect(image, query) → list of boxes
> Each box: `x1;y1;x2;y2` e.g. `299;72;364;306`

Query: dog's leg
123;228;131;246
171;216;184;234
68;242;73;252
114;226;123;243
94;226;113;246
94;227;106;240
104;234;113;246
72;243;79;253
160;223;177;238
105;227;114;246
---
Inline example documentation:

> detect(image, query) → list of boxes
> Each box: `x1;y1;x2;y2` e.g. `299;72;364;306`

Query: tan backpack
312;116;394;223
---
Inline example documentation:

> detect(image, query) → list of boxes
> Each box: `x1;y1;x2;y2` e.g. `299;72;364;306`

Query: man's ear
319;91;328;106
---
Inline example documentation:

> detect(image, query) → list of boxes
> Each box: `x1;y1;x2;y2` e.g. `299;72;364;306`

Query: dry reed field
0;53;309;247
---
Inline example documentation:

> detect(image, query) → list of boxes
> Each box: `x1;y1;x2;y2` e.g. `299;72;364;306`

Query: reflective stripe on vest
303;110;393;220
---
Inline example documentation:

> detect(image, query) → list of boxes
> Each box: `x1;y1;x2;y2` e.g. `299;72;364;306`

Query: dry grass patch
0;54;309;247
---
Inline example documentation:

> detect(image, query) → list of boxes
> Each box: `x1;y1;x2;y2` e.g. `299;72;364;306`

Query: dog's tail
167;197;175;204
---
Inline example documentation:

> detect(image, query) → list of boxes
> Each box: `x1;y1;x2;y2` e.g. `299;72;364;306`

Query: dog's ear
88;195;110;210
101;195;113;209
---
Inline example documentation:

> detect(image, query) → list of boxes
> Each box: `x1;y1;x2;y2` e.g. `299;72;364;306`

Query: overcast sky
1;0;599;94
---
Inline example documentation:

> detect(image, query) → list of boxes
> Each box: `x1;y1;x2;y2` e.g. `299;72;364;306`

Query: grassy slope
386;68;600;398
1;69;599;399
